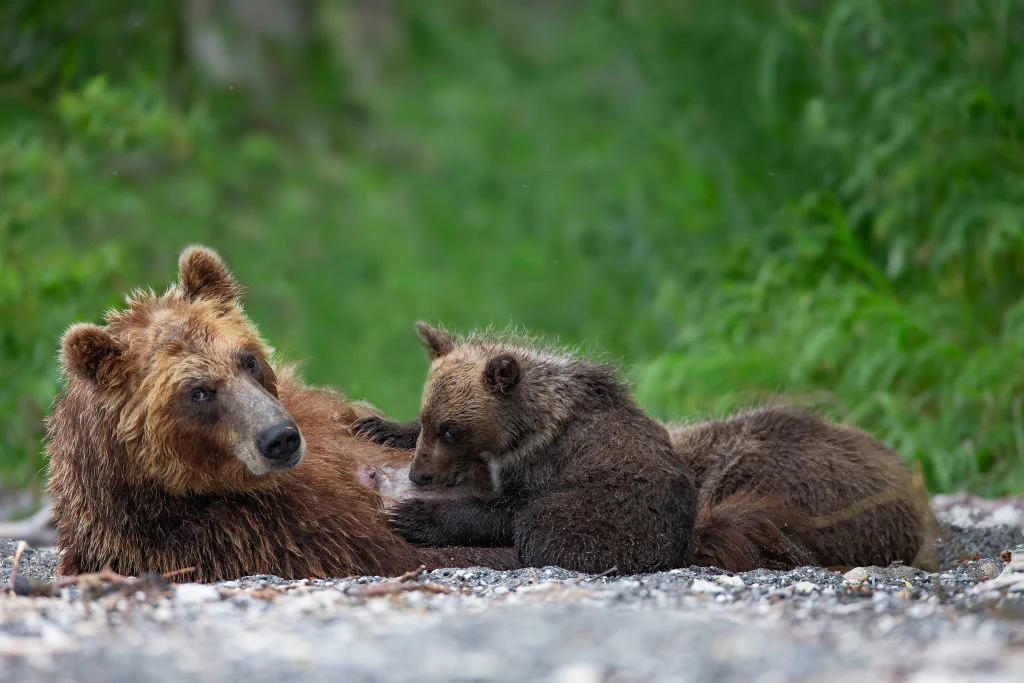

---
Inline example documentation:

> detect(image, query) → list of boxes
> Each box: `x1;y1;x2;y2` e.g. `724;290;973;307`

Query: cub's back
667;405;933;567
559;405;689;482
667;406;908;511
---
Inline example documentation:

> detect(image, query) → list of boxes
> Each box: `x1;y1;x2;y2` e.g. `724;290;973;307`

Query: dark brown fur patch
671;405;936;570
692;491;817;572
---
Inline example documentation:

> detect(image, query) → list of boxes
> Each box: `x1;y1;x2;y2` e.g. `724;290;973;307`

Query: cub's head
407;322;524;487
59;245;305;494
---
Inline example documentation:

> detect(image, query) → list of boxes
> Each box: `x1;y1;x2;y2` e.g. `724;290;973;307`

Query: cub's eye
438;425;458;445
190;387;214;403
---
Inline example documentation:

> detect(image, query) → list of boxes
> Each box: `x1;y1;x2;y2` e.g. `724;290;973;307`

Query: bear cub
373;322;698;575
356;327;935;573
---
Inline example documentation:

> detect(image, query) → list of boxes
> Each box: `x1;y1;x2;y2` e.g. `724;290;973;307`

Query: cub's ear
414;321;455;359
484;354;520;395
60;323;121;384
178;245;243;305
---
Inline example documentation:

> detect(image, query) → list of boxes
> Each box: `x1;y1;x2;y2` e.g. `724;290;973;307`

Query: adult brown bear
45;246;517;582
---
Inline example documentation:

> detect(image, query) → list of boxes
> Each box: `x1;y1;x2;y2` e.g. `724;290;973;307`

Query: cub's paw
389;498;448;546
350;416;418;450
350;416;391;442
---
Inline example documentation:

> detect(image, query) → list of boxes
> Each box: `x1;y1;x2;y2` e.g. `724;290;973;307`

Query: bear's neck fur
47;370;516;581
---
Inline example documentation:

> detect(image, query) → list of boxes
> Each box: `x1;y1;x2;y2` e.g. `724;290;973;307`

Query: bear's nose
409;469;433;486
257;421;302;461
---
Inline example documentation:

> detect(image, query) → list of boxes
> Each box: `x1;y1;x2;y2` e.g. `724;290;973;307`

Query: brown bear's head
406;322;523;487
58;246;305;494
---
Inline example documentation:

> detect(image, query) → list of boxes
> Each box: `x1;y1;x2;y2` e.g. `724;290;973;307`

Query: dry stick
4;561;197;599
347;581;454;597
162;567;197;581
5;540;28;593
55;565;197;589
396;565;428;583
57;568;132;588
587;566;619;582
346;565;451;597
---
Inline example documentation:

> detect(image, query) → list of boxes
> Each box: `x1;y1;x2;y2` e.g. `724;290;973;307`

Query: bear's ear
178;245;243;306
414;321;455;359
484;354;520;395
60;323;121;384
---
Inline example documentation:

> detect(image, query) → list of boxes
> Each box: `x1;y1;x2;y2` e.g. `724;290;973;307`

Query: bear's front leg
390;496;516;548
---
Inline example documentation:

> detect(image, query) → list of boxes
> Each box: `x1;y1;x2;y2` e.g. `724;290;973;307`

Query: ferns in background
2;1;1022;494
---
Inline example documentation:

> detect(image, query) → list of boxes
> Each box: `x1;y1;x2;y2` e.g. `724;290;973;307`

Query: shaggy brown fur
361;323;698;575
668;406;936;570
46;247;518;582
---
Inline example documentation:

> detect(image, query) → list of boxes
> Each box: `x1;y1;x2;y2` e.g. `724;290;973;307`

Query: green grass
2;1;1024;495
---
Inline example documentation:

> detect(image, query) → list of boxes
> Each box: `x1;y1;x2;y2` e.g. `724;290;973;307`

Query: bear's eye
241;353;262;379
190;387;214;403
438;424;459;445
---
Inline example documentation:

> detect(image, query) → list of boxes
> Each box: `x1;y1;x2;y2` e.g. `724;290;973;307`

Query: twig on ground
60;568;181;601
162;567;196;581
56;567;132;588
4;540;28;593
343;564;449;597
346;581;454;597
244;580;310;601
955;553;982;565
6;565;196;600
396;565;428;583
587;566;619;582
55;565;195;589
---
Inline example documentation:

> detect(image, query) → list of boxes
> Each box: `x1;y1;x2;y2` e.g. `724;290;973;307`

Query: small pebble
715;575;746;590
977;560;1002;580
844;568;870;584
690;579;725;594
988;506;1024;527
174;583;221;605
550;662;603;683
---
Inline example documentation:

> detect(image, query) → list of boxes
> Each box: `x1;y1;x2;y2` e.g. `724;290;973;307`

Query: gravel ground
2;501;1023;683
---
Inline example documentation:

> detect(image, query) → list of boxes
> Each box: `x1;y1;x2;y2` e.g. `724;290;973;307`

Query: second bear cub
388;322;698;574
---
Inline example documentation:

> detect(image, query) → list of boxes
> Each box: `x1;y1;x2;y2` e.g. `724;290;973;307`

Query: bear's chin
236;440;307;476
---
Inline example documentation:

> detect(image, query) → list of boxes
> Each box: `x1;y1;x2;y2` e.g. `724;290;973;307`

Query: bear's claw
351;416;419;450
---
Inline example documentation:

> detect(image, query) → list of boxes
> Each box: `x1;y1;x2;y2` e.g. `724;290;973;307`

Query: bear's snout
257;421;303;463
409;468;433;486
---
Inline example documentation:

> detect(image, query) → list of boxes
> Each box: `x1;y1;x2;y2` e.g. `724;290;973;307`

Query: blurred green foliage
2;0;1023;495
